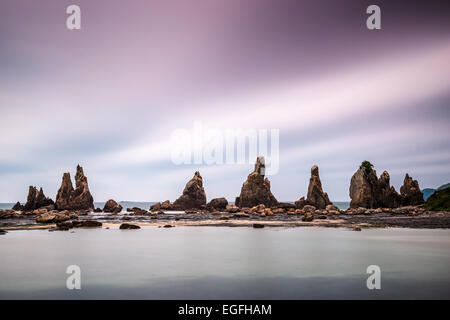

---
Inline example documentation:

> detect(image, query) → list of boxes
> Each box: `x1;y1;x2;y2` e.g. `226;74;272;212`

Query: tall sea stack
172;171;207;210
306;165;332;209
236;156;278;208
55;165;94;210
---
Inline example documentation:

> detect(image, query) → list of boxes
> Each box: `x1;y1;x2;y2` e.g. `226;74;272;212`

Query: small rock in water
353;227;362;231
163;224;174;228
0;229;7;235
119;223;140;230
253;223;265;228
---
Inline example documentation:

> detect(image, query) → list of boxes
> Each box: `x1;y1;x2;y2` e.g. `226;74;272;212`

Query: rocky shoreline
1;159;449;233
1;204;450;232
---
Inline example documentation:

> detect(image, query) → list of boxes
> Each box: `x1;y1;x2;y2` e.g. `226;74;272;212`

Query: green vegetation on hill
422;183;450;201
424;188;450;211
437;183;450;191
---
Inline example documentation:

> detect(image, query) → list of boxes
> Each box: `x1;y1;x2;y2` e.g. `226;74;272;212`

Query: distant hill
424;188;450;211
422;183;450;201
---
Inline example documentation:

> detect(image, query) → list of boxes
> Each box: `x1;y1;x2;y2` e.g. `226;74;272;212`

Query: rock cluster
172;171;207;210
349;161;423;209
236;156;278;208
55;165;94;210
22;186;54;211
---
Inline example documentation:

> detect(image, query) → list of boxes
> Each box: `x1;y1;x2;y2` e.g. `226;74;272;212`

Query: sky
1;0;449;202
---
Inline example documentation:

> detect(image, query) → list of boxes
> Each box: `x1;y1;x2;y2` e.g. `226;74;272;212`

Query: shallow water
0;227;449;299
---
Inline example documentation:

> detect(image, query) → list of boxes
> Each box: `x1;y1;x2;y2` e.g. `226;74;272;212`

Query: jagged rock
350;162;402;209
93;207;102;213
23;186;54;211
400;174;424;206
12;202;24;211
172;172;206;210
207;197;228;210
306;165;332;209
55;165;94;210
376;171;401;208
236;156;278;208
103;199;123;213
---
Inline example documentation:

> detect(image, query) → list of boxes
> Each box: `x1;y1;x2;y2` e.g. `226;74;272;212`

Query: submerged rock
119;223;140;229
103;199;123;213
55;165;94;211
306;165;332;209
172;171;207;210
236;156;278;208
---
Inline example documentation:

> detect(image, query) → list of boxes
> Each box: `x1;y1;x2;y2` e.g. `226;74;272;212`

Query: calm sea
0;227;449;299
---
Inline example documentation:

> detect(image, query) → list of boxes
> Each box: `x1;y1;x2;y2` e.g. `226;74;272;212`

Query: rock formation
23;186;54;211
55;165;94;210
207;197;228;210
400;174;424;206
306;165;332;209
376;171;401;208
350;161;419;208
236;156;278;208
172;171;207;210
103;199;123;213
349;163;379;208
12;201;24;211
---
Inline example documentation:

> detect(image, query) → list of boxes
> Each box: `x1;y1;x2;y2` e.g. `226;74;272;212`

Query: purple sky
1;0;449;202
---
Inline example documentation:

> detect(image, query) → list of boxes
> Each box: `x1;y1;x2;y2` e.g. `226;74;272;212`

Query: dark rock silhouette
400;174;424;206
23;186;54;211
236;156;278;208
12;201;24;211
103;199;123;213
172;171;207;210
55;165;94;210
376;171;401;208
306;165;332;209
